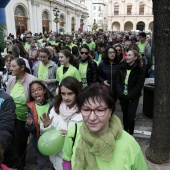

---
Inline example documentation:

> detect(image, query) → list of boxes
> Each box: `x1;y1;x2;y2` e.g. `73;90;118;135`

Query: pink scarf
59;101;78;122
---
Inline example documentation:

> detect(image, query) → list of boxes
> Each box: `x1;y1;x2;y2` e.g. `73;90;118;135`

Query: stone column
0;0;10;52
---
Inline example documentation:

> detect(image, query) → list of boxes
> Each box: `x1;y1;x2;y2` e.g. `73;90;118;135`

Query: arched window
42;11;49;19
42;11;49;33
14;6;27;37
114;3;119;15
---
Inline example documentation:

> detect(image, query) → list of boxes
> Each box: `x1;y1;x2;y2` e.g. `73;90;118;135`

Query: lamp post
53;7;60;33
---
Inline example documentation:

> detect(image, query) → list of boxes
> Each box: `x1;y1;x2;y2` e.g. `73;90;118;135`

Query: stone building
107;0;153;31
5;0;88;37
80;0;108;31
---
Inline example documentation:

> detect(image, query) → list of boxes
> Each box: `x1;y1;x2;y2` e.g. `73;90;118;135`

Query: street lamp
53;7;60;33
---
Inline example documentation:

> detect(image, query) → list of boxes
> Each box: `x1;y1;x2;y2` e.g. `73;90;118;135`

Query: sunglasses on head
80;52;88;55
26;37;31;38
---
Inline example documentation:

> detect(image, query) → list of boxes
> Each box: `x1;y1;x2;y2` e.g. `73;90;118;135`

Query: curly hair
102;46;118;64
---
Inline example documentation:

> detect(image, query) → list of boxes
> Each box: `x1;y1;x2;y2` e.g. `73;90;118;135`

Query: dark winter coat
0;90;21;169
116;60;146;101
79;57;98;86
98;60;119;100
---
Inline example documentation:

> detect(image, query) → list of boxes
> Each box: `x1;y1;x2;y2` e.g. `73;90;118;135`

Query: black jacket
116;61;146;100
98;60;119;99
79;57;98;86
0;90;22;169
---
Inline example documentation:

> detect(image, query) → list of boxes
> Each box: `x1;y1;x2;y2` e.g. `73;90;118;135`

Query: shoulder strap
72;123;77;148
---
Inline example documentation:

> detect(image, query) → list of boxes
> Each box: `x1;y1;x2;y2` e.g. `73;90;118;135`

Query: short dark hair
139;32;146;38
96;42;105;48
80;44;90;53
54;77;82;113
78;84;115;115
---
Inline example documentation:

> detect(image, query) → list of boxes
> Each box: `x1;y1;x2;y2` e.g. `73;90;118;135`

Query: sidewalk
25;96;170;170
114;97;170;170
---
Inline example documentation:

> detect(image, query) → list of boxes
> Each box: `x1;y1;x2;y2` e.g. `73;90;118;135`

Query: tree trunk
145;0;170;164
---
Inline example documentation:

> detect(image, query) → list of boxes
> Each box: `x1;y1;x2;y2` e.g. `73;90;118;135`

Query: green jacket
56;64;81;84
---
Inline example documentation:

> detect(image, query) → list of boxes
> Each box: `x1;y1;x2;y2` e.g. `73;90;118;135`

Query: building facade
107;0;153;31
80;0;108;31
5;0;88;37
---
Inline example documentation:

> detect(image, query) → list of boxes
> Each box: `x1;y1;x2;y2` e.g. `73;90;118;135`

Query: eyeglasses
108;51;115;54
8;51;13;54
31;87;43;94
26;37;31;38
80;52;88;55
116;49;121;51
81;106;108;117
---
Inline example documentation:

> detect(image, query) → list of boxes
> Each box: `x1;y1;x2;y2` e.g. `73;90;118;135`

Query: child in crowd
25;80;54;170
40;77;82;170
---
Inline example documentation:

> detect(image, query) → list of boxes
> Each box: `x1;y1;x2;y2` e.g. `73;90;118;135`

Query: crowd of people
0;29;151;170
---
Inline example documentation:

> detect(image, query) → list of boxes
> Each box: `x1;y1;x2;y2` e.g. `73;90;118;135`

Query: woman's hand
26;114;33;126
104;80;111;87
60;129;68;136
40;113;54;128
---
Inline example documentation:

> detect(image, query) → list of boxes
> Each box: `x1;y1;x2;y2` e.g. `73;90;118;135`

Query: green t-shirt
62;123;148;170
35;103;50;124
24;42;31;52
138;42;145;54
124;70;131;95
10;82;27;121
38;62;48;80
67;43;77;50
83;41;96;50
79;62;88;88
56;64;81;84
51;41;60;46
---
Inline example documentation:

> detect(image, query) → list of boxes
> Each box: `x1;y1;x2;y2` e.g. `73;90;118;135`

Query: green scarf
73;115;123;170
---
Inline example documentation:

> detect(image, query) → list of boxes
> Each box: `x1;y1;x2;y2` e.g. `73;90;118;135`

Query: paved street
25;96;170;170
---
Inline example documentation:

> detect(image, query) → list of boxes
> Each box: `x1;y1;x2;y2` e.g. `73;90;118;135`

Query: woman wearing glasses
114;44;123;63
62;84;147;170
78;44;98;88
98;46;119;101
